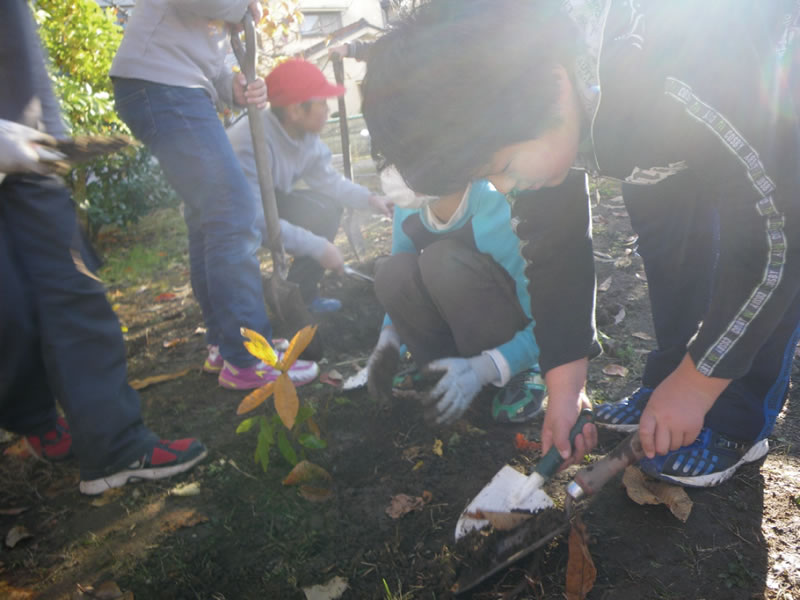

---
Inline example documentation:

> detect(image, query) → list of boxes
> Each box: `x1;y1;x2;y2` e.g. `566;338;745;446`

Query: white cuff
482;349;510;387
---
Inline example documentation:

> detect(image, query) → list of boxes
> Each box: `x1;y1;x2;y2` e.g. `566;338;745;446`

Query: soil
1;183;799;600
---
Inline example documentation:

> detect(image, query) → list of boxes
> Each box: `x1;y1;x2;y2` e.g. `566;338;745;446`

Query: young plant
235;326;328;476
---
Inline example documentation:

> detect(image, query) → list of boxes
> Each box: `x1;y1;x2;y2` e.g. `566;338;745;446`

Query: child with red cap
228;59;392;314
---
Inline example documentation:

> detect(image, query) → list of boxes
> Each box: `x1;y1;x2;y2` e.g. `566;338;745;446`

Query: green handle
533;408;594;480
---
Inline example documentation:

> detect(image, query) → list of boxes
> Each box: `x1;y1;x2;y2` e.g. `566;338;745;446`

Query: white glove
367;326;401;404
0;119;62;176
424;354;499;425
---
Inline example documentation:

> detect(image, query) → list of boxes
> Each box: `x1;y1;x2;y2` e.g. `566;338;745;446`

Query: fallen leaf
159;509;208;533
598;276;612;292
613;307;626;325
0;582;35;599
602;364;629;377
385;493;427;519
412;460;424;471
614;255;632;268
606;195;624;204
162;337;187;349
299;485;334;503
402;446;424;462
635;271;648;281
169;481;201;497
565;517;596;600
129;368;191;390
622;467;693;522
302;576;349;600
90;488;124;507
74;580;133;599
5;525;32;548
432;439;443;456
2;439;32;459
193;326;206;336
283;460;332;486
611;210;627;218
0;507;29;516
154;292;176;302
514;433;542;453
632;331;653;341
319;370;343;387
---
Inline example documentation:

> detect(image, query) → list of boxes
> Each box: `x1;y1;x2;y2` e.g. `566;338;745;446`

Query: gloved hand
367;326;401;405
424;354;500;425
0;119;61;176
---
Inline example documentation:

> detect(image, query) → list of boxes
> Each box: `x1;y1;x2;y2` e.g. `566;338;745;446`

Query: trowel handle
566;431;645;501
534;409;594;480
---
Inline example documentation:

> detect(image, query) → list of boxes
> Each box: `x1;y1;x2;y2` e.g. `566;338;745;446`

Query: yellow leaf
432;439;443;456
280;325;318;370
274;373;299;429
240;327;278;367
282;460;332;486
412;460;424;471
237;381;276;415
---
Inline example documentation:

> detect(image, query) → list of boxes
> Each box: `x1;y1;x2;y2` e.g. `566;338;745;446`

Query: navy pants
623;173;800;441
113;78;271;367
0;174;155;479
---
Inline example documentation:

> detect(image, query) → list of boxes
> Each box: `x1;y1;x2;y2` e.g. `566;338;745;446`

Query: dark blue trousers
0;174;156;478
623;173;800;441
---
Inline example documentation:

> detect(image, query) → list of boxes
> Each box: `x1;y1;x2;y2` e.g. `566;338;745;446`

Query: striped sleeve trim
663;77;788;376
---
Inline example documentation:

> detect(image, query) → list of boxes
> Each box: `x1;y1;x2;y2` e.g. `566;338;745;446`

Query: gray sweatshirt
110;0;251;108
227;109;373;258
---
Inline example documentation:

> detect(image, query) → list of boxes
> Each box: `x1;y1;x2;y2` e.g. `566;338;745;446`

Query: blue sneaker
594;387;653;432
308;296;342;313
639;428;769;488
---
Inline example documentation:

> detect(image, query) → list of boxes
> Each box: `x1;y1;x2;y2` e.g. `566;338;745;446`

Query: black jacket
512;0;800;379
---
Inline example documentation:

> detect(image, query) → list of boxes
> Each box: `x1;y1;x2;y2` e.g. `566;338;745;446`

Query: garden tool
231;15;322;359
331;54;367;262
454;431;646;595
343;263;374;282
455;409;594;540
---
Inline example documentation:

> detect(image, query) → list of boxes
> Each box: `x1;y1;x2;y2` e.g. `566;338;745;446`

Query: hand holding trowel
230;14;322;359
454;431;646;594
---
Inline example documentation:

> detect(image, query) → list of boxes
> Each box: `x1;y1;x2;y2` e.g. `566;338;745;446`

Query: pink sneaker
204;339;289;374
218;352;319;390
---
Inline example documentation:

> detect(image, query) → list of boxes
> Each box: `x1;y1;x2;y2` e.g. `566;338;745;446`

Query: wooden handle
567;432;645;499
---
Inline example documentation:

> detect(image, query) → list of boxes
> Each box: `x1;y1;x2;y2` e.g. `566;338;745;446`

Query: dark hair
362;0;580;195
269;100;314;122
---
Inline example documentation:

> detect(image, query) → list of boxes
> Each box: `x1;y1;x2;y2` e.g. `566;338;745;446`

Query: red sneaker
79;438;208;495
25;417;73;461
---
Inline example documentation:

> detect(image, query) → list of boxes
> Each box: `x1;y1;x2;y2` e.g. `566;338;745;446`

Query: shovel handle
566;431;645;501
533;408;594;480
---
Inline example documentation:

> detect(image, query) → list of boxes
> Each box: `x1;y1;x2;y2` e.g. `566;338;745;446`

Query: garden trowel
455;409;593;540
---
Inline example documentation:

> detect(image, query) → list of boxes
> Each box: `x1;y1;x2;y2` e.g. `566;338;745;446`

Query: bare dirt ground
1;182;799;600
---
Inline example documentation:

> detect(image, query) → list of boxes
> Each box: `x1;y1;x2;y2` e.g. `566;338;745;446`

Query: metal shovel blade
455;466;554;540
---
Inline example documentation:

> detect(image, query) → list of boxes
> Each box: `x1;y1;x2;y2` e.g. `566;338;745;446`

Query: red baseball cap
265;59;345;107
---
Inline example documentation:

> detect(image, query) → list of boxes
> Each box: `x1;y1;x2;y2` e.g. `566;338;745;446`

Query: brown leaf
283;460;332;486
614;255;632;268
159;509;208;533
385;493;426;519
154;292;176;302
613;306;626;325
129;368;191;390
237;381;276;415
5;525;32;548
162;337;187;349
602;364;629;377
0;507;29;516
281;325;318;370
0;582;35;599
90;488;124;507
298;485;334;503
274;373;299;429
598;276;612;292
632;331;653;341
401;446;425;462
467;510;532;531
3;438;32;459
565;518;596;600
622;467;693;522
74;580;131;600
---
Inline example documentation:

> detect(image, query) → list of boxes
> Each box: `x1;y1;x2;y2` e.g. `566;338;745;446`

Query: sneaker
203;345;223;373
204;339;290;374
594;386;653;432
25;416;73;461
638;428;769;488
79;438;207;495
218;352;319;390
492;368;546;423
308;297;342;313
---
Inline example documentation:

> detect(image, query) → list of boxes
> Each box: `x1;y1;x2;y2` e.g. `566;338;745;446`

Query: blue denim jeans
623;172;800;441
0;174;156;478
113;78;270;366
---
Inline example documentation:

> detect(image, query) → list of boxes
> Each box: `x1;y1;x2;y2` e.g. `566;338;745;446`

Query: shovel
455;409;594;540
230;15;322;359
454;431;646;594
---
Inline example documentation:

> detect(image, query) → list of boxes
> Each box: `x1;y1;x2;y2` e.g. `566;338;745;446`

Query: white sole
657;439;769;488
79;448;208;496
